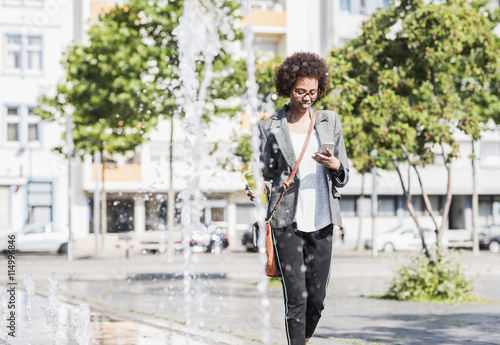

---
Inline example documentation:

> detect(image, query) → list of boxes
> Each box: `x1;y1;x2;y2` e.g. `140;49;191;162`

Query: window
404;195;442;216
377;196;397;216
26;36;42;71
2;105;42;145
28;124;38;142
478;195;500;227
345;0;393;15
340;196;356;216
27;106;40;142
428;195;442;214
107;197;134;233
27;182;53;224
3;34;43;74
339;195;373;217
340;0;351;11
5;35;21;71
5;106;20;142
410;195;424;215
360;0;366;14
145;194;180;231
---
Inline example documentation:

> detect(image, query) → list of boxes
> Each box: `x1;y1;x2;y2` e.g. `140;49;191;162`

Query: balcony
241;4;286;34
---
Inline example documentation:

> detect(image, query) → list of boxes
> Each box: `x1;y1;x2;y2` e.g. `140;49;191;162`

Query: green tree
38;0;241;156
37;0;242;251
318;0;500;259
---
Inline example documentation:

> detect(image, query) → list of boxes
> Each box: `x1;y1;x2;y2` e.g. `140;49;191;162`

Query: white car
1;223;69;254
365;226;438;252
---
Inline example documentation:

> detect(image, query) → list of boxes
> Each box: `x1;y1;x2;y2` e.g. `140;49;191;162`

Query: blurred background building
0;0;77;233
1;0;499;250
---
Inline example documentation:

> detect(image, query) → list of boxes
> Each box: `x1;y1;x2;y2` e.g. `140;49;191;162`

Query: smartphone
318;142;335;154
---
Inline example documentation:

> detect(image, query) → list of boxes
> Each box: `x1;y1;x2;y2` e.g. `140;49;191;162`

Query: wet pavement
1;248;499;344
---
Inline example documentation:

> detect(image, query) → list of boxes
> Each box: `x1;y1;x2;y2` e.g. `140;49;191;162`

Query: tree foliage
37;0;241;157
316;0;500;257
319;0;499;172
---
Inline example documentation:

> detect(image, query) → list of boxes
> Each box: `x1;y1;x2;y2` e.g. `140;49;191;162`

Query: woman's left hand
312;148;342;170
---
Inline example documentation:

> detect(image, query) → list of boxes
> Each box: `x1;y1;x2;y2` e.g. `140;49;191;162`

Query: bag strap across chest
268;110;318;222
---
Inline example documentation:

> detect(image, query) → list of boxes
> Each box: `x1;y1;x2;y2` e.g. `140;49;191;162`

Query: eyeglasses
292;87;319;98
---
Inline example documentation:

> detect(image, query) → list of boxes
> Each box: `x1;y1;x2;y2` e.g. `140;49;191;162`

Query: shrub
384;251;474;302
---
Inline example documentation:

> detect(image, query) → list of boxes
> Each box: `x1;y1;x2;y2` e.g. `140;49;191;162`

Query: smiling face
289;77;319;115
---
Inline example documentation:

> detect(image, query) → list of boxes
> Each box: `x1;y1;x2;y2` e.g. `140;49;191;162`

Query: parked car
190;225;229;254
0;223;69;254
137;227;183;254
479;225;500;252
139;224;229;254
365;225;438;252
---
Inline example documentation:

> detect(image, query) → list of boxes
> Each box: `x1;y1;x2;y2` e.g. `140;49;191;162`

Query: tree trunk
438;144;453;251
412;164;444;255
356;174;365;252
394;160;431;259
412;165;439;231
401;144;442;255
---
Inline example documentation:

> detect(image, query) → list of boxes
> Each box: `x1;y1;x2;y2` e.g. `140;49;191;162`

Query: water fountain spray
74;302;93;345
173;0;234;342
23;275;35;345
241;2;271;344
43;272;61;345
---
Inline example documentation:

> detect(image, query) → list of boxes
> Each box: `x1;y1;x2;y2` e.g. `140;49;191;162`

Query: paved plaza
1;244;499;345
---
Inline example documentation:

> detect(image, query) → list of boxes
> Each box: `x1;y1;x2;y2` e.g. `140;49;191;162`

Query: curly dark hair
274;52;329;99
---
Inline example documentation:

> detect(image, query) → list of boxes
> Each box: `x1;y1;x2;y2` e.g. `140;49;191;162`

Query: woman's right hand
245;184;256;201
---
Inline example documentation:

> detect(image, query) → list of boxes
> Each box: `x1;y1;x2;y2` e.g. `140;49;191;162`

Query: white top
289;130;332;232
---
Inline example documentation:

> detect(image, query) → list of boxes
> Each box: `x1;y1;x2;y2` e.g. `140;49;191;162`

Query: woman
246;52;349;345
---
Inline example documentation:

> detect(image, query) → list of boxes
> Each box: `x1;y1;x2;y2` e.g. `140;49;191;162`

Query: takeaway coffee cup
244;171;268;205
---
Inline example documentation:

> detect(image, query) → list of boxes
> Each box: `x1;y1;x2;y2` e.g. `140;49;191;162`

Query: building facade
0;0;75;233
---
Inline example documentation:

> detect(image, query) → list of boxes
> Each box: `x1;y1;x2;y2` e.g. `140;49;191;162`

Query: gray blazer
259;104;349;229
